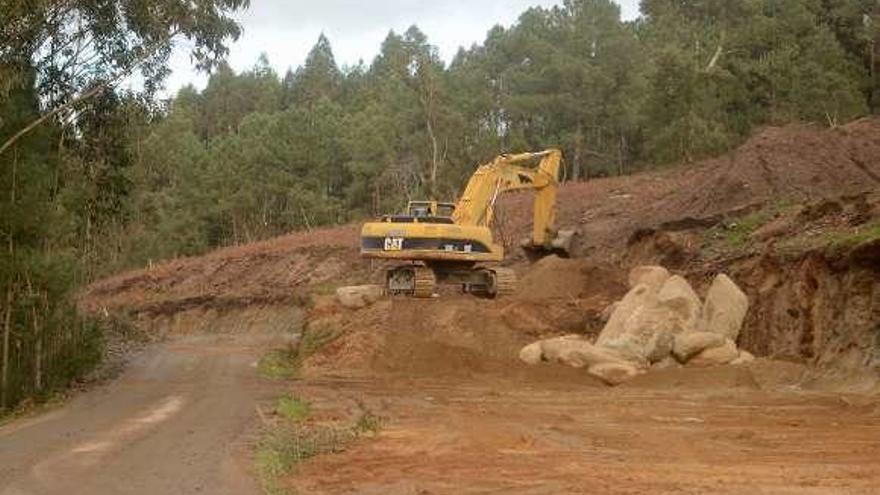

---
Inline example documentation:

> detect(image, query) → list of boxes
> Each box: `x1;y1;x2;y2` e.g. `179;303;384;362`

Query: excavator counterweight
360;149;578;298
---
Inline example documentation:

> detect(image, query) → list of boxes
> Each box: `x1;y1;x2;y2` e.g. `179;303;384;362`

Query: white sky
160;0;641;95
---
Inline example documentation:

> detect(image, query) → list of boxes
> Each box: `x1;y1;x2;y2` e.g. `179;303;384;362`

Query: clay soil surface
287;365;880;495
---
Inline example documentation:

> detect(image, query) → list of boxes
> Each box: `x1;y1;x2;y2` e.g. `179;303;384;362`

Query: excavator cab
407;201;456;219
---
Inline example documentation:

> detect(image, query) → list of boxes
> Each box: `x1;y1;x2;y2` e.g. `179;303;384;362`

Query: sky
160;0;642;95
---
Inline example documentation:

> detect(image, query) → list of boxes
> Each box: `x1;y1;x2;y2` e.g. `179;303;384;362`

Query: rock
657;275;702;334
538;335;586;362
540;337;625;369
628;266;671;293
519;342;544;365
688;339;740;367
673;331;726;363
651;356;681;370
599;302;619;323
335;285;384;309
599;301;677;364
731;350;756;366
750;216;793;241
646;330;675;364
596;284;656;347
588;362;640;386
700;274;749;340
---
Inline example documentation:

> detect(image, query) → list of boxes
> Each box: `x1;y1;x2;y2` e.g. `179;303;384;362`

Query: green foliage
296;321;344;362
276;396;311;423
256;397;383;495
826;221;880;251
256;424;356;494
257;350;299;380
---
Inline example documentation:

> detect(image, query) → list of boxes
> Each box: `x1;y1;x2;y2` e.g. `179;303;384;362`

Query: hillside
82;119;880;317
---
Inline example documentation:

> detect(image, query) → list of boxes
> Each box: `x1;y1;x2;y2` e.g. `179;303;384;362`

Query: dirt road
0;332;286;495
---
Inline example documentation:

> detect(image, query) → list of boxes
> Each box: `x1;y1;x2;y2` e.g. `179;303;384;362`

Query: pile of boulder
519;266;753;385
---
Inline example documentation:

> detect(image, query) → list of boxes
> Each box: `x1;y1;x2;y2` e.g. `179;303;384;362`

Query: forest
0;0;878;410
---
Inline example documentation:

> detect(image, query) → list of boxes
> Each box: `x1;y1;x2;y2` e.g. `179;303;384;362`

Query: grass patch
826;221;880;251
276;396;310;422
310;281;340;297
257;320;344;381
256;424;357;494
258;350;299;380
703;201;797;253
255;398;384;495
296;321;345;361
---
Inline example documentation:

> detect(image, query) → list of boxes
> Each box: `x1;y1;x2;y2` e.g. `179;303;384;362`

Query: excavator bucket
521;229;580;259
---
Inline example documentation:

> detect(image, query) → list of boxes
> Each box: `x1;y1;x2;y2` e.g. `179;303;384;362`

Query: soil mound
301;286;620;378
515;256;626;301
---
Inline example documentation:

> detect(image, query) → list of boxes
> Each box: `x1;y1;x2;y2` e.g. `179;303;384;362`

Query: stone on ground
628;266;671;293
700;274;749;340
539;337;627;369
596;284;657;347
646;330;675;364
588;362;641;386
688;339;740;367
731;350;756;366
518;342;544;365
657;275;702;334
335;285;384;309
673;331;726;363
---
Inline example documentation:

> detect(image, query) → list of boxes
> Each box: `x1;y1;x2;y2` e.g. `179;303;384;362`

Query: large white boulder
597;272;704;365
700;274;749;340
645;330;675;364
596;284;657;347
657;275;702;334
335;285;384;309
731;350;756;366
673;331;726;363
628;266;671;293
539;337;627;369
518;342;544;365
588;362;641;386
688;339;740;367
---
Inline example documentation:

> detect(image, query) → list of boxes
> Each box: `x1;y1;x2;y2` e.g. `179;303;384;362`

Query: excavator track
413;266;437;298
491;267;517;297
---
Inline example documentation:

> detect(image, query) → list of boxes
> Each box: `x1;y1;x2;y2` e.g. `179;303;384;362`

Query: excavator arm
452;149;565;249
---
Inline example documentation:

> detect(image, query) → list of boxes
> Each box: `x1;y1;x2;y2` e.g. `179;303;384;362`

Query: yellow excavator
360;149;578;298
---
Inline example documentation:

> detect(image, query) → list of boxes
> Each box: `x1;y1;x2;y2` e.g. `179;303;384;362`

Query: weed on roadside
257;350;298;380
255;396;385;495
296;321;344;360
276;395;310;422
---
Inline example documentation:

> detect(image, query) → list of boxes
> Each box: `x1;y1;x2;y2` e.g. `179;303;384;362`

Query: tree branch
0;34;177;158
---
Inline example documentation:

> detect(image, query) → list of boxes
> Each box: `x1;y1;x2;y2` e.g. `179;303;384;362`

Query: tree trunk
1;285;12;410
573;124;583;182
427;116;439;197
32;304;41;393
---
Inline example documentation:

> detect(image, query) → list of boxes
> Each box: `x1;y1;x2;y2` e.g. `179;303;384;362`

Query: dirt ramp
303;298;539;377
301;275;624;379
